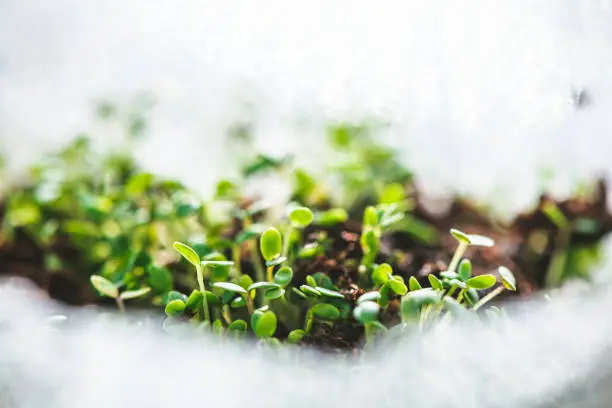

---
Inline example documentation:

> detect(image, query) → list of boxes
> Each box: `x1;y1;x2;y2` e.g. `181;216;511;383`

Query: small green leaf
264;287;285;300
289;206;314;228
306;275;317;288
361;228;380;254
164;299;186;317
205;290;221;306
120;287;151;300
466;274;497;290
215;179;236;199
364;206;379;226
353;301;380;324
372;263;392;286
252;311;277;338
237;274;254;291
298;244;320;259
357;291;381;304
464;288;480;306
292;287;308;299
273;266;293;287
213;282;248;294
467;234;495;248
265;256;287;267
379;182;406;204
409;276;422;291
498;266;517;291
185;290;204;310
313;272;334;289
387;278;408;295
300;285;321;297
90;275;118;299
428;274;443;290
173;241;200;267
260;227;282;261
315;287;345;299
287;329;305;343
316;208;348;226
458;259;472;281
228;319;247;332
248;282;281;291
450;229;471;245
310;304;341;320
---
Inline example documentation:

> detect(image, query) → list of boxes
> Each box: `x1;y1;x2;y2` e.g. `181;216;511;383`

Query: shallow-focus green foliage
1;111;601;349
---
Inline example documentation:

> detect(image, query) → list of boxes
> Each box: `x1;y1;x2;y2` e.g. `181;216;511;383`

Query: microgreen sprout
90;275;151;313
448;228;494;272
283;205;314;261
260;227;283;281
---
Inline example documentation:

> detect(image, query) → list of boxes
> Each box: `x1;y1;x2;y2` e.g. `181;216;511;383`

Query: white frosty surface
2;276;612;408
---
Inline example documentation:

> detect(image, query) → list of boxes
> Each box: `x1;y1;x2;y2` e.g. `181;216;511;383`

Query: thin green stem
266;266;274;282
196;265;211;323
232;244;242;277
364;322;374;344
245;295;255;315
445;285;458;299
282;225;294;259
222;305;232;324
456;289;466;304
304;310;314;335
448;243;468;272
115;296;125;313
472;286;505;311
250;242;266;283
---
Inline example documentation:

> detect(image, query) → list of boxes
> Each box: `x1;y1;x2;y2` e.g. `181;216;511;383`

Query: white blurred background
2;0;612;213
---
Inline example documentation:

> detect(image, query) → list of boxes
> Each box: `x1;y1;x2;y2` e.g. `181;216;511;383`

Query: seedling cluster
2;107;606;350
152;215;517;346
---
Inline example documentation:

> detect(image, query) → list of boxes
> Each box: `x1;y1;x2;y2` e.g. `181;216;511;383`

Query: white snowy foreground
1;274;612;408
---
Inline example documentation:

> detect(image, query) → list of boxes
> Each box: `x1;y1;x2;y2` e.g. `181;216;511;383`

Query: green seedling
251;309;278;339
213;281;254;314
260;227;283;281
90;275;151;312
448;228;494;272
283;205;314;260
472;267;518;311
173;241;234;324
